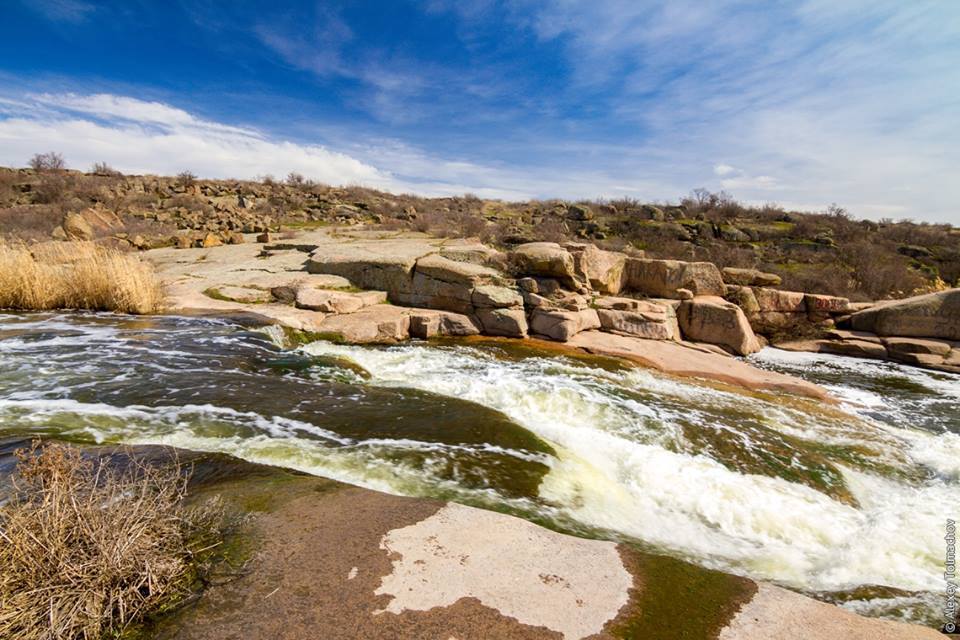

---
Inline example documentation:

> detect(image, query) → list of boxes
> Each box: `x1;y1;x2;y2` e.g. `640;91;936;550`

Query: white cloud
713;164;736;176
0;94;395;188
0;92;694;203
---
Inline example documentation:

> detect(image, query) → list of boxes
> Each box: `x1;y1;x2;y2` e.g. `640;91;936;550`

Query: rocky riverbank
111;226;955;638
144;227;960;397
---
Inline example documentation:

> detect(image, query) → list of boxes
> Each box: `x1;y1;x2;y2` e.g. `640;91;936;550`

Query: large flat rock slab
568;331;830;400
157;462;941;640
850;288;960;340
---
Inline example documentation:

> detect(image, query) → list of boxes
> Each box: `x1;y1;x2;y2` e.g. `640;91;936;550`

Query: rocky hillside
1;166;957;301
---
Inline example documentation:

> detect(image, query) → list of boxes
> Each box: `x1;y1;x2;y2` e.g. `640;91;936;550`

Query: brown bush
845;240;928;300
0;171;17;204
0;442;232;640
32;173;71;204
28;152;66;171
89;162;121;177
0;205;64;242
0;241;164;313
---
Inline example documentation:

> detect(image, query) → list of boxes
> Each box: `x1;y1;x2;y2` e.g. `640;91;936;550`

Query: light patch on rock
347;566;358;580
373;502;632;640
718;583;942;640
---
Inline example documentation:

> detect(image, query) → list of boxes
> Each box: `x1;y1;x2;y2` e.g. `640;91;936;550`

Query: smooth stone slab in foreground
159;464;940;640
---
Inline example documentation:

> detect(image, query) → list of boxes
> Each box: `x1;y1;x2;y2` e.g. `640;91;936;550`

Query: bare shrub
0;241;164;313
0;205;64;242
286;172;321;190
32;173;71;204
701;242;759;270
90;161;120;177
176;170;197;187
530;215;570;243
845;240;928;300
409;208;490;239
0;171;17;204
28;152;66;172
0;442;231;640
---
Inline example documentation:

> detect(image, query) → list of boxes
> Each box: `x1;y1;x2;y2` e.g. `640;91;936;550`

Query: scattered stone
566;203;594;221
205;285;273;304
640;204;665;221
408;310;480;338
624;258;726;299
256;231;270;243
438;243;504;266
314;305;411;343
721;267;782;287
850;288;960;340
295;288;386;314
678;296;761;355
819;339;888;360
476;308;529;338
518;277;538;293
62;212;94;240
62;207;123;241
510;243;581;289
822;329;883;344
471;284;523;309
805;293;849;315
754;288;806;313
199;232;223;248
565;243;626;294
529;308;600;342
597;308;679;341
881;336;952;356
725;285;760;316
522;291;552;308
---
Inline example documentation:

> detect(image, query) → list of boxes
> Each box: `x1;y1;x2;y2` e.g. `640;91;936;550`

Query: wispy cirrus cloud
19;0;96;24
480;0;960;222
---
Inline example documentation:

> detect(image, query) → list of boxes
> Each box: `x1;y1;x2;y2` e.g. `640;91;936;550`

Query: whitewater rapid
1;312;957;622
299;340;959;596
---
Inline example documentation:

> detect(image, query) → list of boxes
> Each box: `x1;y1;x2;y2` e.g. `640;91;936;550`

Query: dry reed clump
0;241;164;313
0;442;231;640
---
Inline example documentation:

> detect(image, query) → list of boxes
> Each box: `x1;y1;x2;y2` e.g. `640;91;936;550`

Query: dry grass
0;242;164;313
0;442;231;640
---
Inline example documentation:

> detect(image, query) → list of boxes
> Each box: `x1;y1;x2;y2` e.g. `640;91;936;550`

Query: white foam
302;340;960;592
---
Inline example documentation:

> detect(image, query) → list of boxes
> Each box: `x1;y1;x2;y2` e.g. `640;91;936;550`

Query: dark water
1;311;958;624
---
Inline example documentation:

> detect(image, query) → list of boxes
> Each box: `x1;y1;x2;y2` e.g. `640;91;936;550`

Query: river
1;312;957;624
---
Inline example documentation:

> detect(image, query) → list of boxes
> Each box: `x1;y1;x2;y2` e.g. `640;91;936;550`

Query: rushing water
1;312;958;623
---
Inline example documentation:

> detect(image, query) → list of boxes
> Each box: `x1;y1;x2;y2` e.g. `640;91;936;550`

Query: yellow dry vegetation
0;241;163;313
0;443;229;640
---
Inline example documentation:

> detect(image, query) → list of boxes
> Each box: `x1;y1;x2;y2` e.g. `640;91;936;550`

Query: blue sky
0;1;958;223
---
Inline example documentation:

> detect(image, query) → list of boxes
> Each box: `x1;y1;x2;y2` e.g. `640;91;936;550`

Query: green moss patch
611;550;757;640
